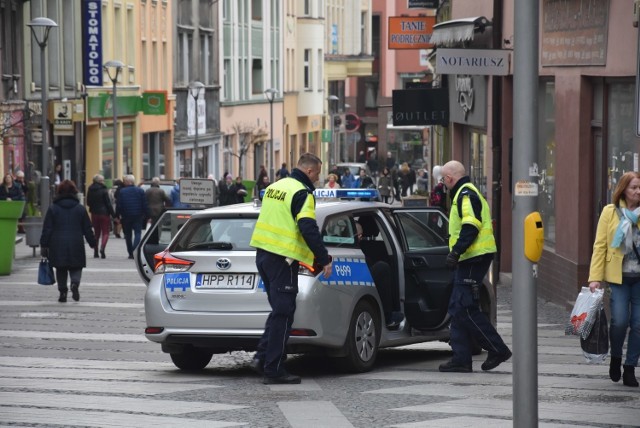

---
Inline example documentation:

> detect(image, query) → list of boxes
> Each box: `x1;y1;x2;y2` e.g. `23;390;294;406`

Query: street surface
1;233;639;427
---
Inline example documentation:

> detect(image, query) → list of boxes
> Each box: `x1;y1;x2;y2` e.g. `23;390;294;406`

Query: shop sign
83;0;103;86
392;88;449;126
88;92;167;119
436;49;510;76
388;16;436;50
53;102;73;134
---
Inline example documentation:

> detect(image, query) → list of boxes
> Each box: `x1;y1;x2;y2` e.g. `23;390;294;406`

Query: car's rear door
392;208;452;330
135;209;196;284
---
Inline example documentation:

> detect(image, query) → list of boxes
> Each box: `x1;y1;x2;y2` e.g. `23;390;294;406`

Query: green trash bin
242;180;256;202
0;200;26;275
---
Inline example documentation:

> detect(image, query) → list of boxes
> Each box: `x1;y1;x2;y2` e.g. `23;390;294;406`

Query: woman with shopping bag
588;171;640;387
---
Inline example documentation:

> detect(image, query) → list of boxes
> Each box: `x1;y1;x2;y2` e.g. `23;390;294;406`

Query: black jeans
56;267;83;292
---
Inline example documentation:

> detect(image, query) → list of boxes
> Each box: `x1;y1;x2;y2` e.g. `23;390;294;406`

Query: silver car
135;189;496;372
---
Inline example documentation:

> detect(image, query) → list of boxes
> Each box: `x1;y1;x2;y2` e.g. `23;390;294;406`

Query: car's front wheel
339;300;380;373
170;346;213;371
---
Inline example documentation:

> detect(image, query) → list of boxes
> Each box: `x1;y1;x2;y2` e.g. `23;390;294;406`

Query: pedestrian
255;175;270;199
170;178;190;208
341;168;356;188
219;174;237;206
385;151;396;170
416;169;429;194
429;165;448;211
324;173;341;190
377;167;394;204
249;153;332;384
367;149;379;178
110;179;123;238
328;165;343;186
438;160;511;373
145;176;171;225
0;173;24;201
234;176;248;203
116;174;148;259
276;163;289;180
40;180;96;303
54;164;62;186
588;171;640;387
355;168;374;189
257;165;268;185
398;162;412;197
357;150;366;163
86;174;116;259
14;170;28;233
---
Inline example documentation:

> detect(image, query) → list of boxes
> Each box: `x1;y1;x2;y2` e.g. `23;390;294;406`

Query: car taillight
298;255;333;277
153;250;194;273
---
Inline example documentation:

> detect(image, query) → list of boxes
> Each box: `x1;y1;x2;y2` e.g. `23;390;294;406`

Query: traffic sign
345;113;361;132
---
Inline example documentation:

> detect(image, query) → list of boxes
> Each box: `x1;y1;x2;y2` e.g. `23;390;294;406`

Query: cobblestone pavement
0;232;638;427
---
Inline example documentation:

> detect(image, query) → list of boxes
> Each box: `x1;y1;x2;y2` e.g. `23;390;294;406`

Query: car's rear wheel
340;300;380;373
170;346;213;371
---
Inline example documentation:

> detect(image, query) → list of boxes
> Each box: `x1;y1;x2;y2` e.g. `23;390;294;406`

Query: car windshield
171;217;257;251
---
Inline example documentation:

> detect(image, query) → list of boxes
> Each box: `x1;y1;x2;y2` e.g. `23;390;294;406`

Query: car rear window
170;218;257;252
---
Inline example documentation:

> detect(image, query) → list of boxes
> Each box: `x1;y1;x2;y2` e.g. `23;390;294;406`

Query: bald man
438;160;511;373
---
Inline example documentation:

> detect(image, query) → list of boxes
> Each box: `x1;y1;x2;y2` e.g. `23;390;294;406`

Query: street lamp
344;103;351;162
103;60;124;181
27;17;57;211
189;81;205;178
264;88;277;182
328;95;339;167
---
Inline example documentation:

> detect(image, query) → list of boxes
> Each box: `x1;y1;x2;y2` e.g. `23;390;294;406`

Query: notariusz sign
436;49;511;76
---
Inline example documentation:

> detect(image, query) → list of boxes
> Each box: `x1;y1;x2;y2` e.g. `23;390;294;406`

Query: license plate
195;273;257;289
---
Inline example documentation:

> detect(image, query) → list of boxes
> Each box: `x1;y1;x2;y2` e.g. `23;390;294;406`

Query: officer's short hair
298;153;322;169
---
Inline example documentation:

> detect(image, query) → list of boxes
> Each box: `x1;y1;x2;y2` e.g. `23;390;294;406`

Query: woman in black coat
40;180;96;303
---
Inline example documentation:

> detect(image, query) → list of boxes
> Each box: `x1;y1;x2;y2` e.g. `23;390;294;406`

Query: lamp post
27;17;57;211
189;81;205;178
344;103;351;162
103;60;124;181
264;88;277;182
328;95;339;167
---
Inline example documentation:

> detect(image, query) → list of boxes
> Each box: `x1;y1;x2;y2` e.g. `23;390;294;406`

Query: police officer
439;160;511;373
249;153;333;384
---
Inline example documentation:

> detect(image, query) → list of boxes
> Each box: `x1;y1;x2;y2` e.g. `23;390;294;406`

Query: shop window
538;80;556;247
469;131;487;197
607;81;638;192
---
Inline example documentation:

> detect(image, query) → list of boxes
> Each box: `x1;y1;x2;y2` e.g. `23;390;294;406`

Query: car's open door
393;208;453;330
134;209;196;284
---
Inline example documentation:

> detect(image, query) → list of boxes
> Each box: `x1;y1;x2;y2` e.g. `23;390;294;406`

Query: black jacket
40;195;96;268
86;182;115;217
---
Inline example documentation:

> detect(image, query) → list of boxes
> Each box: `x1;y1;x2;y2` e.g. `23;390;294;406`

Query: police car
135;188;496;372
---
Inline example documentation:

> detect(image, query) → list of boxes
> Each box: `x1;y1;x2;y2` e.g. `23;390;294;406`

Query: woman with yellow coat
588;171;640;388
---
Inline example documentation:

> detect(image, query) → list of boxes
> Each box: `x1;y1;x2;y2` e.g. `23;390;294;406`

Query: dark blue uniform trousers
255;249;299;377
449;253;510;366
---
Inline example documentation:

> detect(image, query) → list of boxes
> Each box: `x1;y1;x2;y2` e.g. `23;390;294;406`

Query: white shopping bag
565;287;604;339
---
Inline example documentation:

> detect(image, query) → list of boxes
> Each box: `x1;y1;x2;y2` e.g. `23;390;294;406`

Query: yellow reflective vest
250;177;316;265
448;182;497;261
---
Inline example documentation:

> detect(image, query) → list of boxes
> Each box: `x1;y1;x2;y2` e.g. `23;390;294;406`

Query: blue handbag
37;258;55;286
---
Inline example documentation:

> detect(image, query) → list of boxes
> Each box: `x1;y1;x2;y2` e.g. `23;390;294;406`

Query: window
177;30;192;84
178;0;191;24
303;49;311;90
199;0;212;27
303;0;311;16
200;32;213;84
538;80;556;247
395;212;449;251
251;0;262;20
317;50;323;90
322;215;358;247
252;59;263;94
469;131;487;197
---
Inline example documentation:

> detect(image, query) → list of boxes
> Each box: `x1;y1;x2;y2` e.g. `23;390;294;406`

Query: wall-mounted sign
53;102;73;134
392;88;449;126
436;48;510;76
88;92;168;119
408;0;439;8
179;178;216;206
388;16;436;50
541;0;609;66
83;0;103;86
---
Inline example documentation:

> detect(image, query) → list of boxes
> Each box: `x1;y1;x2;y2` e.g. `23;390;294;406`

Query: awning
430;16;491;48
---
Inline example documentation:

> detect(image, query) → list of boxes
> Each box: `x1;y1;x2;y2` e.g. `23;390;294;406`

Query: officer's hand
322;261;333;278
41;247;48;258
446;251;460;269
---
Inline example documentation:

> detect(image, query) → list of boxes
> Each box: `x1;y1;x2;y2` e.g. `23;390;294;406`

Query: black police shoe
263;372;301;385
481;349;512;371
249;357;264;375
385;311;404;329
438;360;472;373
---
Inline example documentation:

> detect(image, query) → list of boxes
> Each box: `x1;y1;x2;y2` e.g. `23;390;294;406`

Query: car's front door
393;209;452;330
